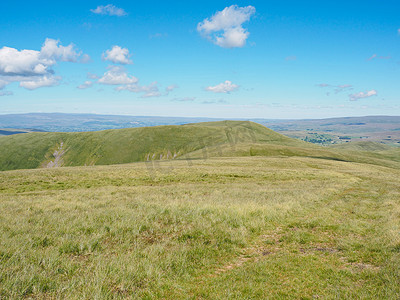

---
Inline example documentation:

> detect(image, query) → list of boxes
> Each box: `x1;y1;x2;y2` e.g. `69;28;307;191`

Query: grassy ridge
1;120;399;172
1;157;399;298
0;121;306;171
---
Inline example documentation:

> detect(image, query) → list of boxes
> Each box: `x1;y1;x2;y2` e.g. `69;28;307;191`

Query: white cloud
19;75;60;90
40;38;81;63
97;64;174;98
197;5;255;48
116;81;161;98
205;80;239;93
98;66;138;85
102;46;132;65
0;47;50;76
91;4;127;16
0;38;86;90
116;80;177;98
349;90;377;101
77;81;93;89
214;26;249;48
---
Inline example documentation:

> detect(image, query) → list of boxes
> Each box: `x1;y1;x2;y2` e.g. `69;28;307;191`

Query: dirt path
47;142;66;168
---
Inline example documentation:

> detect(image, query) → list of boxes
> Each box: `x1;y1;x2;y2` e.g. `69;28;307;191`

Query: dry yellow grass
1;156;399;298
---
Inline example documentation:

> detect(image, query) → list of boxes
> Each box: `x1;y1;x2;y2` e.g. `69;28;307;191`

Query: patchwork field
1;155;399;299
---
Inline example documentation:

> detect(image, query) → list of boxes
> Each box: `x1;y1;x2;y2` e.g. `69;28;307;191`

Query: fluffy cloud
85;64;174;98
102;46;132;65
349;90;377;101
0;47;49;76
40;38;81;63
19;75;60;90
77;81;93;89
205;80;239;93
98;66;138;85
91;4;127;16
197;5;255;48
0;38;85;90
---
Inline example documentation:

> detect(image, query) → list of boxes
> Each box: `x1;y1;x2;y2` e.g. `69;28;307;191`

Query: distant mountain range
0;113;399;145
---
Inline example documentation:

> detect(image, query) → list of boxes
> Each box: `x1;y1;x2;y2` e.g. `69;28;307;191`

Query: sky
0;0;399;119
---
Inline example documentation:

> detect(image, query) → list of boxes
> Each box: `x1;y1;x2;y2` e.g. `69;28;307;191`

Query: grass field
1;155;400;299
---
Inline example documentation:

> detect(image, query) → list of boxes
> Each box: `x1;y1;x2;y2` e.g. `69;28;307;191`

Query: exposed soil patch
47;142;66;168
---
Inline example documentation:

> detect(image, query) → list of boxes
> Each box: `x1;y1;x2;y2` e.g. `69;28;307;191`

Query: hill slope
0;121;304;171
0;121;399;171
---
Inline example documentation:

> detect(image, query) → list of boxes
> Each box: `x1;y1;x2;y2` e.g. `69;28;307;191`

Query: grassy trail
179;159;400;299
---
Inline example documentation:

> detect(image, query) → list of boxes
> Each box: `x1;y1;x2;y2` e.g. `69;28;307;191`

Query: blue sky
0;0;399;118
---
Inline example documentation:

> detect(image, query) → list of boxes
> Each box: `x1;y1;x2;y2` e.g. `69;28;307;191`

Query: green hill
0;121;299;171
328;141;394;151
0;121;399;171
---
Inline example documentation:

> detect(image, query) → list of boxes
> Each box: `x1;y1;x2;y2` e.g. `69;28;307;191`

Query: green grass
0;121;318;171
1;121;399;172
1;156;400;299
328;141;395;151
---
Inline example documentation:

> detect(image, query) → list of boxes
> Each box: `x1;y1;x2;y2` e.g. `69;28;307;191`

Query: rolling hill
0;121;399;171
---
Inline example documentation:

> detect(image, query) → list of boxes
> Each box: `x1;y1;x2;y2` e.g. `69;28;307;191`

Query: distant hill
1;113;399;145
256;116;400;146
0;121;299;171
0;128;46;136
328;141;394;152
0;121;399;171
0;113;222;133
